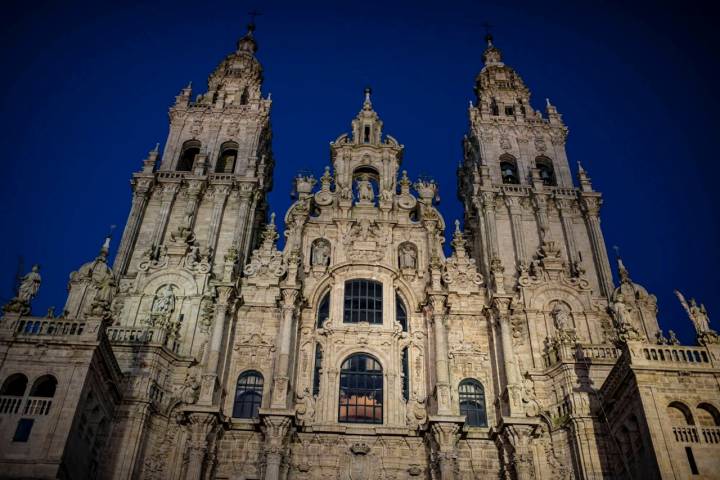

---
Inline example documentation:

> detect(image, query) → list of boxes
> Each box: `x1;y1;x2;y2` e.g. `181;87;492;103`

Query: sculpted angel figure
610;293;632;327
675;290;712;334
17;265;42;303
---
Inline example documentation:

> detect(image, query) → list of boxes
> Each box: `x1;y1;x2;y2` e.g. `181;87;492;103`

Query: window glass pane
233;372;264;418
343;280;383;324
338;354;383;424
13;418;34;442
459;380;487;427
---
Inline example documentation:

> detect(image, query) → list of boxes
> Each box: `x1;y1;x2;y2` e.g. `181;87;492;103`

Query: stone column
200;284;234;404
480;191;499;259
271;288;299;409
184;413;217;480
504;195;527;265
262;416;292;480
431;422;460;480
579;194;614;299
206;185;230;255
231;185;257;264
501;423;537;480
429;294;452;415
493;297;523;416
556;197;578;267
113;178;152;275
151;182;180;247
110;402;151;480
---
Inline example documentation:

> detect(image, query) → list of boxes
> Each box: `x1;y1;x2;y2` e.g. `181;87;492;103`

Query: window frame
338;354;384;424
232;371;264;419
459;379;488;427
343;279;383;325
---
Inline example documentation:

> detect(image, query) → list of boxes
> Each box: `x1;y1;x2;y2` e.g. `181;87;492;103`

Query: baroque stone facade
1;26;719;480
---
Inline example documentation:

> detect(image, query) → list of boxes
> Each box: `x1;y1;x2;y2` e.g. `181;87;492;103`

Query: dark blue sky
1;0;717;343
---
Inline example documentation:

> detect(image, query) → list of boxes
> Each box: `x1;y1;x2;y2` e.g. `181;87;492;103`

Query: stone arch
667;401;694;425
0;373;28;396
535;155;556;186
697;402;720;426
499;153;520;184
29;374;57;397
141;270;200;298
215;141;238;173
177;140;201;171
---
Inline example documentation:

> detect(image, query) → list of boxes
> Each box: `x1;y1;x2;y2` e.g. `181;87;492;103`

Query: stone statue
610;293;632;328
17;264;41;303
311;240;331;267
180;371;200;405
357;174;374;203
551;303;571;331
295;387;316;425
668;330;680;345
522;376;541;417
675;290;712;334
399;244;417;269
405;394;427;429
152;285;176;317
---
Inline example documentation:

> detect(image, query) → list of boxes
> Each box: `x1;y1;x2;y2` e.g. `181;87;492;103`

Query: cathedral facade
1;25;719;480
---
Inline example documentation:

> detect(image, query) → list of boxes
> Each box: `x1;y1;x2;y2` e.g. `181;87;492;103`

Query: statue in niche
399;243;417;270
311;239;331;267
152;285;176;317
550;303;572;331
357;174;374;203
17;265;42;303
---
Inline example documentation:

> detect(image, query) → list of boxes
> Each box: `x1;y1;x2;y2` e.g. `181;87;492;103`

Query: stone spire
236;22;258;55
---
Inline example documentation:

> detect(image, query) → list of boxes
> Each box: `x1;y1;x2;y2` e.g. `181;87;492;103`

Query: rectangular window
343;280;383;324
363;126;370;143
685;446;699;475
312;345;323;396
13;418;34;442
504;106;514;116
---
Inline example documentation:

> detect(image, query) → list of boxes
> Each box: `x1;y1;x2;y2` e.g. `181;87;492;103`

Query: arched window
535;157;556;186
233;371;263;419
0;374;28;396
240;87;249;105
500;155;519;184
459;379;487;427
177;140;201;171
401;347;409;402
312;344;323;396
338;354;383;424
343;279;383;324
317;292;330;328
667;401;694;425
396;294;408;332
697;403;720;427
29;375;57;397
215;141;238;173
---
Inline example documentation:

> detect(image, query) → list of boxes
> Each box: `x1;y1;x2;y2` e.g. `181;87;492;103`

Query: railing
641;346;710;365
155;171;186;180
0;396;22;414
500;185;531;195
106;326;180;354
702;427;720;444
551;187;578;197
208;173;235;182
577;345;620;362
0;396;52;416
23;397;52;416
673;426;700;443
15;319;85;337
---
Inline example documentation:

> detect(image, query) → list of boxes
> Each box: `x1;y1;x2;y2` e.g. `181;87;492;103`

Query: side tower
457;35;662;478
103;24;275;479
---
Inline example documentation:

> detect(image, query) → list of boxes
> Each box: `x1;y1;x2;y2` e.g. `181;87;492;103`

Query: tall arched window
215;141;238;173
233;371;263;418
500;155;519;184
0;374;28;396
177;140;201;171
697;403;720;426
317;292;330;328
338;354;383;424
29;375;57;397
313;344;323;396
343;279;383;324
459;379;487;427
535;157;556;186
667;401;694;425
396;294;408;332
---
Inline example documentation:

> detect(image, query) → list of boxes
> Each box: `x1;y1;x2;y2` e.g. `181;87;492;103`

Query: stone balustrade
0;396;52;416
637;345;712;367
106;326;180;354
14;319;86;337
673;426;699;443
701;426;720;444
544;342;620;367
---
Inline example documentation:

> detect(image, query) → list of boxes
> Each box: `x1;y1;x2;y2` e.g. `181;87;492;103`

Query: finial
481;22;494;46
364;86;372;102
152;142;160;154
577;160;585;173
248;9;262;32
454;219;461;233
546;98;551;108
269;212;276;225
612;245;620;258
